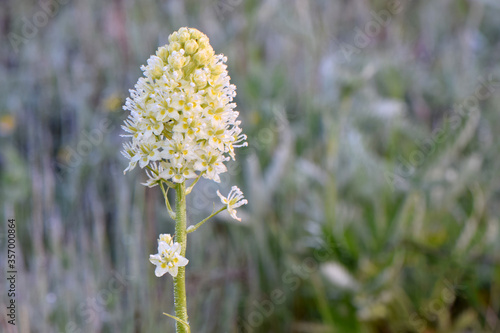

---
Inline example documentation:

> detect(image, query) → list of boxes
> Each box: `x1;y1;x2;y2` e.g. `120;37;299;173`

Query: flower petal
168;265;179;277
155;265;169;277
176;256;189;267
149;254;162;265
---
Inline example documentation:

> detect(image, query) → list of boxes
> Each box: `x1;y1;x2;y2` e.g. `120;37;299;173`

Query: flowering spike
121;27;247;186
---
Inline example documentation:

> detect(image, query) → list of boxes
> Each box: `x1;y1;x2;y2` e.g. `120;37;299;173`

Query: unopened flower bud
194;49;214;66
156;46;169;62
168;51;186;69
184;39;199;55
168;41;181;53
178;30;190;43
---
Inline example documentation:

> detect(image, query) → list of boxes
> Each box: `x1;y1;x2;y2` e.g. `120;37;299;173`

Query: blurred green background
1;0;500;332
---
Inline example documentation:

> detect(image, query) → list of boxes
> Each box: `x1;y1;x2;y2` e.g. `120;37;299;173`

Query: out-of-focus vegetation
1;0;500;332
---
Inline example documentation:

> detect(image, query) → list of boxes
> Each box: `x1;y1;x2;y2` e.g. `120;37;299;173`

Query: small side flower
149;234;189;277
216;186;248;221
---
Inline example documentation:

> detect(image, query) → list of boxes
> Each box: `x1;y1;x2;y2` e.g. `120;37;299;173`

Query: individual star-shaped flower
149;234;189;277
216;186;248;221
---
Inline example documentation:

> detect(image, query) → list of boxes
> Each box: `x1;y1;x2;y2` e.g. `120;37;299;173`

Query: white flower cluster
121;27;247;185
149;234;188;277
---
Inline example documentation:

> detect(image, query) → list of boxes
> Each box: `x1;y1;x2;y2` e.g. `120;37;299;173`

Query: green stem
185;172;204;195
187;207;226;234
173;182;188;333
160;182;176;220
163;313;191;333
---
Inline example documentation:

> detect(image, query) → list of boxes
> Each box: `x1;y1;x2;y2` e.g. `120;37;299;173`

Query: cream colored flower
149;235;188;277
216;186;248;221
158;233;174;245
121;27;247;185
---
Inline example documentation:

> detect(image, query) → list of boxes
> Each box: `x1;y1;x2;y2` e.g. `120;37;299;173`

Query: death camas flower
149;234;188;277
217;186;248;221
121;27;247;185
